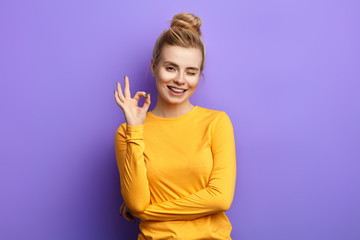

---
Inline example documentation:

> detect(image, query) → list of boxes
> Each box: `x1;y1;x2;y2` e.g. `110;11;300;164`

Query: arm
114;123;150;213
132;112;237;221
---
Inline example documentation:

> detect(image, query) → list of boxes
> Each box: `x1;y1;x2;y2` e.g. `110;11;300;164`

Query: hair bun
170;12;202;37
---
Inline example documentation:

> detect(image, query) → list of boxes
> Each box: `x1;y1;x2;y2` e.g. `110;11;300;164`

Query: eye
166;66;175;71
188;72;196;75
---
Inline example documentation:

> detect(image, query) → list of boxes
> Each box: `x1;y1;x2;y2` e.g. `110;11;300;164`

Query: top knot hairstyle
152;12;206;77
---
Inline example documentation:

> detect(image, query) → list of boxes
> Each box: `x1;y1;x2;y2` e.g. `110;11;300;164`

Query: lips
167;86;188;92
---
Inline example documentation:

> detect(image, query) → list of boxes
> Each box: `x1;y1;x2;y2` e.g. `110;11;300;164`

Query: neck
151;96;195;118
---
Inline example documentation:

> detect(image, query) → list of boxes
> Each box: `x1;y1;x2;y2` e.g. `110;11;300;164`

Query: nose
174;72;186;85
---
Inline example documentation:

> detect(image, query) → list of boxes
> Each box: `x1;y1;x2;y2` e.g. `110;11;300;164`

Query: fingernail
124;75;127;79
145;93;148;98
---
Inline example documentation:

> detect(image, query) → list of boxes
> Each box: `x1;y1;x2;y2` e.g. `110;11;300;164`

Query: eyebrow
163;61;199;71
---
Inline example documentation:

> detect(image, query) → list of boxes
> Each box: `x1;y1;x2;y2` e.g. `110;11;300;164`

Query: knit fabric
114;105;236;239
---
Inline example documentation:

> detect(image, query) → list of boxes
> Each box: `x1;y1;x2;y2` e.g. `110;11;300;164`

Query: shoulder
197;106;231;122
197;107;233;135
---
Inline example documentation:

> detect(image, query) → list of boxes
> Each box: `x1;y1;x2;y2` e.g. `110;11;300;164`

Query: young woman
114;12;237;240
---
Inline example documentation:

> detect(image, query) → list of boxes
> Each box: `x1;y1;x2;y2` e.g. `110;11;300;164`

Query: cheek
157;70;173;82
188;78;199;89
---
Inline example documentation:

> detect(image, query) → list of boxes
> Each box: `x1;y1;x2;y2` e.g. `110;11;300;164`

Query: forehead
160;44;202;68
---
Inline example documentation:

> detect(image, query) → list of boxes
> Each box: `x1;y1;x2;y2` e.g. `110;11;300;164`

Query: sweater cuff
126;124;144;140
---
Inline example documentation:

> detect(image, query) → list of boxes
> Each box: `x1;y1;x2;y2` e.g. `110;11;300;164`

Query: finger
116;81;125;102
125;212;135;222
119;202;125;216
120;204;124;216
141;93;151;110
124;75;131;98
133;91;147;102
124;212;131;221
114;89;124;107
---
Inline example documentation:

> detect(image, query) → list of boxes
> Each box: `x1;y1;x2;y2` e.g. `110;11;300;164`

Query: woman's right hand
114;75;151;126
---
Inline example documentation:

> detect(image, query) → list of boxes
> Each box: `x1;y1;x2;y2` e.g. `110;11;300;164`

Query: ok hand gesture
114;75;151;126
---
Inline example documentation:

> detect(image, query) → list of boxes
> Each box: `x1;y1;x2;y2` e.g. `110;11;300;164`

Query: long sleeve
114;123;150;213
133;112;237;221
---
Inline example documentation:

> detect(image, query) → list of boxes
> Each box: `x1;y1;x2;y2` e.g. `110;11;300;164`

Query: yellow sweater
114;105;237;239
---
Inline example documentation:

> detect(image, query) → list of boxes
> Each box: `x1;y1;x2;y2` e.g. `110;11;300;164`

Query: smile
167;86;188;96
167;86;188;93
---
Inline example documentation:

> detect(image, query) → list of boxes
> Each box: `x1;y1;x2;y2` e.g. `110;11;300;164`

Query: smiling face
151;44;202;106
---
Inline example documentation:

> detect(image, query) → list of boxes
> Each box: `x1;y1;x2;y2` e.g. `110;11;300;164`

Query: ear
151;58;155;77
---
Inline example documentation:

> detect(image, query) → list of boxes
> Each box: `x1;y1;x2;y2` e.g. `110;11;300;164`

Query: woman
114;12;237;239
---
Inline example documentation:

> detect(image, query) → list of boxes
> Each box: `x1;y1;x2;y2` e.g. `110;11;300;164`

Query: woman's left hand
120;201;136;223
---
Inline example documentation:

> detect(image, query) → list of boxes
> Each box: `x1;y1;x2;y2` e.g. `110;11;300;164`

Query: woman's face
151;44;202;106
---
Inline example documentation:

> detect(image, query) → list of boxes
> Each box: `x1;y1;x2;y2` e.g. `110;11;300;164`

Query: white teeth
169;87;185;92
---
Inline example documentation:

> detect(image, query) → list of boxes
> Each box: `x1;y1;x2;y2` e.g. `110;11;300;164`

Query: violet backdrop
1;0;359;239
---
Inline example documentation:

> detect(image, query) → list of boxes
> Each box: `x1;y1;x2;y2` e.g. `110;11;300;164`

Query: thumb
141;93;151;111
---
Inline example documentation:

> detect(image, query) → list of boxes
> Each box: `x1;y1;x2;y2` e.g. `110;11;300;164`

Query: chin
166;98;186;105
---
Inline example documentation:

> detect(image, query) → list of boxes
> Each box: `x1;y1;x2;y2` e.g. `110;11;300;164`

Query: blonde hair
152;12;206;78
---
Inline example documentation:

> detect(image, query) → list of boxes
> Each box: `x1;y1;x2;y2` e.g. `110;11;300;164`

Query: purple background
1;0;359;239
